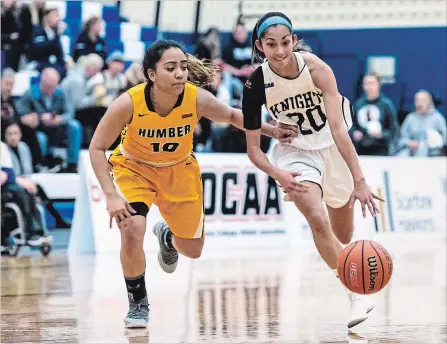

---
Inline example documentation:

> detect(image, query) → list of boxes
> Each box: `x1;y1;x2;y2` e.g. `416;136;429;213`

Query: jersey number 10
286;104;327;135
150;142;180;152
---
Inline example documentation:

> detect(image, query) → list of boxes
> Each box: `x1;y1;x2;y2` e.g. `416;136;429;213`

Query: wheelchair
1;190;53;257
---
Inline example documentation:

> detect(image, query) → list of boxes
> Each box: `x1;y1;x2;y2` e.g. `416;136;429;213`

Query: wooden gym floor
1;238;446;344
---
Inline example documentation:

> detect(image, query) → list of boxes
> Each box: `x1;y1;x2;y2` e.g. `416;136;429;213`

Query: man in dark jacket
27;7;66;78
351;73;400;156
15;68;82;172
1;0;32;70
73;16;107;63
1;68;43;169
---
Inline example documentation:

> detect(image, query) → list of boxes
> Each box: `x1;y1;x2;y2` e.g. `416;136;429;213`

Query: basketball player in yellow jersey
89;40;304;328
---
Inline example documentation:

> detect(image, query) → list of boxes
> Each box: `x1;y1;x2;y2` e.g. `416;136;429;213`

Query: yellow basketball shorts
108;152;205;239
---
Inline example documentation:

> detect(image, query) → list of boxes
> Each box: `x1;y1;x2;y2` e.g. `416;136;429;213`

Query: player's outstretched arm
196;88;297;141
305;52;384;216
89;93;132;199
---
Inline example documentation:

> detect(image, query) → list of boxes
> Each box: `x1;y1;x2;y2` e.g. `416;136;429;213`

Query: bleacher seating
12;0;158;96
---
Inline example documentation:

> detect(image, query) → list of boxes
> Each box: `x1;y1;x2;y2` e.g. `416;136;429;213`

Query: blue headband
257;16;292;38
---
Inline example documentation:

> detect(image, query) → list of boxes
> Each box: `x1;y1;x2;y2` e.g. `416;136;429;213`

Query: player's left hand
349;179;385;218
274;122;298;144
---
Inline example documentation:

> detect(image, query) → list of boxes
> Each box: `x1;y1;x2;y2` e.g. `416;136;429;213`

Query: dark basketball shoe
153;221;178;273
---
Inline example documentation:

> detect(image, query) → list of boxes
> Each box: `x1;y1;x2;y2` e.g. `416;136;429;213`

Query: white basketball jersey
262;52;353;150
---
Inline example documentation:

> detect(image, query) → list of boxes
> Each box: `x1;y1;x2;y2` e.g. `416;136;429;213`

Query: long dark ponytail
251;12;311;64
143;39;218;88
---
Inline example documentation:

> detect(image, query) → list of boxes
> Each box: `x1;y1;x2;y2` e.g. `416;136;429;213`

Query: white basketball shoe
347;292;375;328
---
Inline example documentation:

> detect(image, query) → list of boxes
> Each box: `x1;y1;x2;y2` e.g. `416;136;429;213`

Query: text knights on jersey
138;125;191;139
269;91;323;117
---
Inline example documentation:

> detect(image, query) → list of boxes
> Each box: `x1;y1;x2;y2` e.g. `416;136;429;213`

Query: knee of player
337;231;353;245
120;220;142;246
182;240;204;259
307;210;330;231
188;248;202;259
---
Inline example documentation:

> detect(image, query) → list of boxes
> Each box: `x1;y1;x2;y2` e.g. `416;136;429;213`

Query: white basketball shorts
271;143;354;208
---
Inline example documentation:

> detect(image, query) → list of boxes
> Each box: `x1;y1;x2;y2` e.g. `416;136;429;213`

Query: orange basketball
337;240;393;294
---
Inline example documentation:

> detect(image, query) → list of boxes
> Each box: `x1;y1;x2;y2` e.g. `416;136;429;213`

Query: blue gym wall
164;26;446;115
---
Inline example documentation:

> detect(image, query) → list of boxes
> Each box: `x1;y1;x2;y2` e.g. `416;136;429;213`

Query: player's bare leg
290;183;370;328
119;215;149;328
327;202;374;328
327;202;355;245
291;182;344;269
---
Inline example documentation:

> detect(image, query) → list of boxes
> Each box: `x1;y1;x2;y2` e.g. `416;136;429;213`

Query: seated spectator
222;18;254;102
15;67;82;172
61;53;107;146
120;61;146;93
351;73;400;156
1;0;32;71
397;90;446;157
193;116;211;152
1;68;43;169
194;27;221;62
209;69;231;152
26;7;66;78
1;141;51;252
103;51;126;106
73;16;107;63
2;121;71;228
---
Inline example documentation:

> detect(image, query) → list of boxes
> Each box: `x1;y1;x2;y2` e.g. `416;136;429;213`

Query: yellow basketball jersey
120;82;198;166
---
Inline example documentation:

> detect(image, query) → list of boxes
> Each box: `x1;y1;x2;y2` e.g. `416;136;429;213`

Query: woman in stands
242;12;384;328
89;39;302;328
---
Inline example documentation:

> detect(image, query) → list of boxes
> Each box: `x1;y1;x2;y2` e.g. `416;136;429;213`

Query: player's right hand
275;122;299;144
106;194;136;228
273;170;309;200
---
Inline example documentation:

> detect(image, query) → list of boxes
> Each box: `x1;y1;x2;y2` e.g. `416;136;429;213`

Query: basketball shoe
347;292;374;328
124;296;149;328
153;221;178;273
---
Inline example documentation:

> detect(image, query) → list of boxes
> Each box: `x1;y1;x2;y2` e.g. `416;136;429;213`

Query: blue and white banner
34;151;444;255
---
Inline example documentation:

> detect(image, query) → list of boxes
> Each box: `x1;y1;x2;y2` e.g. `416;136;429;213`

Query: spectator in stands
15;67;82;172
2;121;71;228
222;18;254;102
29;0;46;25
209;69;231;152
1;68;43;170
1;141;50;251
397;90;447;157
103;51;126;107
351;73;400;156
194;27;221;62
1;0;32;71
120;62;145;92
27;7;66;78
61;53;107;146
72;16;107;63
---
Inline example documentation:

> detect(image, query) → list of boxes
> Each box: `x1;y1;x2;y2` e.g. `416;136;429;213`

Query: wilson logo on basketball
348;262;359;288
367;255;379;291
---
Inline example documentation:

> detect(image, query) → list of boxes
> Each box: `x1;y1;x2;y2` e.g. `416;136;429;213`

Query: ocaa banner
68;151;446;255
68;152;289;255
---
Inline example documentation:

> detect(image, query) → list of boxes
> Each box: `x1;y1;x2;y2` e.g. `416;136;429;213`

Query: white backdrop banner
67;151;446;254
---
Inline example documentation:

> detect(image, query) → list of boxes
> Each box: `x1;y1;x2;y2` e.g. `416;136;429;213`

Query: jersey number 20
286;104;327;135
150;142;180;152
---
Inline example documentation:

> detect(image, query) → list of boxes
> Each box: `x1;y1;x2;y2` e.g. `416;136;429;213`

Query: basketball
337;240;393;294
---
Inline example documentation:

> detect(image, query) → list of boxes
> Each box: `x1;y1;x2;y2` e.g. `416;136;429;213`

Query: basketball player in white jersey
242;12;384;328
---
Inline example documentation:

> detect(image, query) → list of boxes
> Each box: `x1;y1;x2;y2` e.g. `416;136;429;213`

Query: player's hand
106;193;136;228
349;179;385;218
274;122;298;144
273;169;309;200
